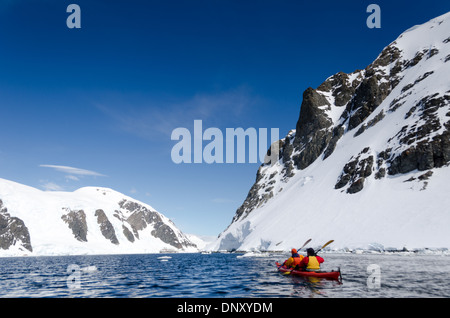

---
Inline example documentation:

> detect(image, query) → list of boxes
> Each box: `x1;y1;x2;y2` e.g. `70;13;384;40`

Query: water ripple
0;253;449;297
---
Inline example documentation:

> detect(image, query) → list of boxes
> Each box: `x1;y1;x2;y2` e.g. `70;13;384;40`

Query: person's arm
284;257;293;267
316;256;324;264
298;256;308;269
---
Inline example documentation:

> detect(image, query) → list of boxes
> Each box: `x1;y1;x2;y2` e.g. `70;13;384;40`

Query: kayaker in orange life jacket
282;249;304;269
298;248;324;271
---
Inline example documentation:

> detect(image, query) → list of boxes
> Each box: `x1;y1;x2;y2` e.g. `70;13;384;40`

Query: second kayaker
282;248;304;269
298;248;324;271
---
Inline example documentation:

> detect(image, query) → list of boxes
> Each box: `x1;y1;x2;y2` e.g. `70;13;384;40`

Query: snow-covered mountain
210;12;450;252
0;178;198;256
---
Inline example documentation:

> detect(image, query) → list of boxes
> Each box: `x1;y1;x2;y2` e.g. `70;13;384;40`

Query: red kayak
276;262;342;282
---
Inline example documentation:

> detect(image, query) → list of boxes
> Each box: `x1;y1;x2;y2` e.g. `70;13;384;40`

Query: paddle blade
299;238;312;251
315;240;334;255
321;240;334;250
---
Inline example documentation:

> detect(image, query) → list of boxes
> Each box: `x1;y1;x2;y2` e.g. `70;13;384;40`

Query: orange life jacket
293;255;303;266
285;254;303;268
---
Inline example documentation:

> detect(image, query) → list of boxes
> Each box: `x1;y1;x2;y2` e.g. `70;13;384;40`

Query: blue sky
0;0;448;237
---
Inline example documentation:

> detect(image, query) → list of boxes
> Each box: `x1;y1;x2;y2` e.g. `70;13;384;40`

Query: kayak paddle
297;238;312;252
314;240;334;255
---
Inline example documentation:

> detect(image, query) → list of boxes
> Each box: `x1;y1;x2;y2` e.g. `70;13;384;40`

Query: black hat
306;248;315;256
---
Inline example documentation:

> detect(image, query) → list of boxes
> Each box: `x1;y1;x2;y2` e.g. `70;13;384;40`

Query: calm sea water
0;253;449;298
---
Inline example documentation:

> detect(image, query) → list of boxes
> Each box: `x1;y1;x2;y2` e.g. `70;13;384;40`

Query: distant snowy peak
0;178;198;256
211;12;450;252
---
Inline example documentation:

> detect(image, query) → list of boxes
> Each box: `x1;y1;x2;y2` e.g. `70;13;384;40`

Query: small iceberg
236;251;268;258
81;266;98;273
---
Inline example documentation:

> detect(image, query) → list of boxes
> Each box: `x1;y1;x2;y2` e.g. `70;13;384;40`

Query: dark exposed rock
317;71;363;106
281;135;294;165
387;93;450;175
389;89;412;113
61;209;88;242
374;167;386;179
418;170;434;180
0;199;32;252
401;71;434;93
323;125;345;159
118;199;196;249
347;178;366;194
295;88;332;139
405;50;426;68
122;225;135;243
404;176;416;182
293;88;333;169
232;165;275;223
426;48;439;59
402;171;433;191
95;209;119;245
339;44;403;132
354;110;386;137
387;132;450;174
343;76;391;131
335;149;374;194
293;129;332;170
371;43;402;68
152;223;183;248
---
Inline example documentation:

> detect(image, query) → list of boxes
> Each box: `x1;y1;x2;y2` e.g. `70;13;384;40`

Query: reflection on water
0;253;449;297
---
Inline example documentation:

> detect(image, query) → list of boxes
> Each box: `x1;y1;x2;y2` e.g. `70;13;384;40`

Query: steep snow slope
210;12;450;252
0;178;198;256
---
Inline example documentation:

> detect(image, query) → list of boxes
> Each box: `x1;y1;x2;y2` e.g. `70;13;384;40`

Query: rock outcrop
61;208;88;242
117;199;197;250
95;209;119;245
0;199;32;252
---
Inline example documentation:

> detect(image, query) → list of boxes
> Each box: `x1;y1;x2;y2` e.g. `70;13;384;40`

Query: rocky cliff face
213;12;450;251
0;182;197;256
0;199;32;253
115;199;194;249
